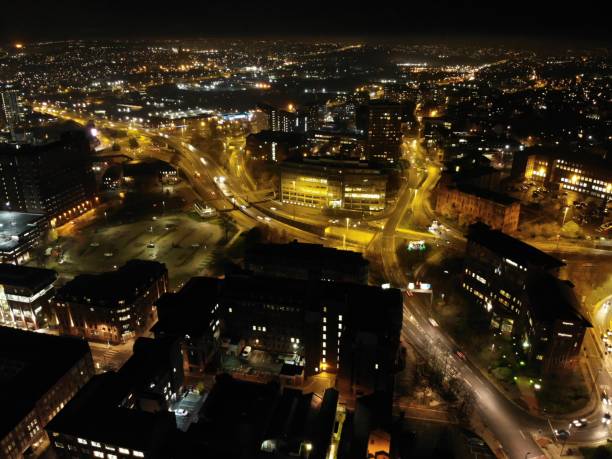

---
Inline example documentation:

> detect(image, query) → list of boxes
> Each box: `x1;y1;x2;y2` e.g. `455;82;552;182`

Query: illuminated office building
514;148;612;202
279;158;388;213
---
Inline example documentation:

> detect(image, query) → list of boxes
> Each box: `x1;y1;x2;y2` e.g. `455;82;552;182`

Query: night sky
1;0;610;44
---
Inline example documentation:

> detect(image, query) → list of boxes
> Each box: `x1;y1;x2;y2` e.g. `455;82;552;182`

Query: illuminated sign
407;240;427;251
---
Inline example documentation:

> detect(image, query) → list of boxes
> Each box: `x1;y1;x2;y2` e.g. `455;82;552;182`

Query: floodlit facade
436;184;521;233
53;260;169;344
0;263;57;330
280;158;388;213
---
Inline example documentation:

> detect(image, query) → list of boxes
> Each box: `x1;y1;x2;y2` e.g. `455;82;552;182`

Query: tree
112;143;121;152
128;138;139;150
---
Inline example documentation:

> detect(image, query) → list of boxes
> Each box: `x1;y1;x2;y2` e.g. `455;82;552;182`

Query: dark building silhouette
46;335;183;458
0;327;94;459
153;271;402;393
244;241;369;284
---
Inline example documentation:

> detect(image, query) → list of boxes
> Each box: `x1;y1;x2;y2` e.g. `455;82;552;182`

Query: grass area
536;370;590;415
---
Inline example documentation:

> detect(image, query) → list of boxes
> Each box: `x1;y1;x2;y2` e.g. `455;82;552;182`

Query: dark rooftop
54;259;167;308
526;273;591;326
0;327;91;440
46;372;176;452
0;263;56;289
152;276;220;337
467;222;565;270
246;240;368;270
453;183;519;206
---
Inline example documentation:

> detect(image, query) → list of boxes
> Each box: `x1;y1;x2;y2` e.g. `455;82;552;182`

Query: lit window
94;452;104;458
119;448;130;454
133;452;145;458
92;441;101;448
338;315;343;322
77;438;88;445
108;455;118;459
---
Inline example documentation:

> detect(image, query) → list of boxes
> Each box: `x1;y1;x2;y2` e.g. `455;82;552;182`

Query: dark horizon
1;0;610;45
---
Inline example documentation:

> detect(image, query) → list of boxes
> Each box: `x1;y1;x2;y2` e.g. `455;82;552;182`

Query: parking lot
39;212;223;288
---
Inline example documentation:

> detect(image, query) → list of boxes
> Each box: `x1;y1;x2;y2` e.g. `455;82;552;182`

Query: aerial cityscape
0;3;611;459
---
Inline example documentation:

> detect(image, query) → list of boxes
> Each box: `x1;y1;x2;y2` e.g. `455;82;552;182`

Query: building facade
462;223;589;373
0;263;57;330
0;327;94;459
46;337;183;459
514;148;612;203
53;260;169;344
436;184;521;233
280;158;388;213
0;211;46;265
154;273;402;394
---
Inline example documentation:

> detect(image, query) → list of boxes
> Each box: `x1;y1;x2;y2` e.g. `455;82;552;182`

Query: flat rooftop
54;259;167;307
526;273;591;326
454;184;519;206
0;211;45;253
0;263;56;289
246;241;369;270
467;222;564;270
0;327;91;440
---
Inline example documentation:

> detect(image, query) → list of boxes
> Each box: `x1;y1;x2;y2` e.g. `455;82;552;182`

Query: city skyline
1;8;611;459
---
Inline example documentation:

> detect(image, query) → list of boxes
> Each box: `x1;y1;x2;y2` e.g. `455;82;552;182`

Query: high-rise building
358;101;404;163
0;131;96;225
258;103;297;133
0;90;22;131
